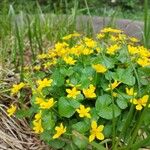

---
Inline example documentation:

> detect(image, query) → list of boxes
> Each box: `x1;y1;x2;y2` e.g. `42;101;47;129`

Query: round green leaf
58;97;76;118
72;121;90;133
116;97;128;109
96;94;121;120
72;135;88;149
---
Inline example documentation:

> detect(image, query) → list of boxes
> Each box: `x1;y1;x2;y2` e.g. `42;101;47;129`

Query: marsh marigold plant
9;27;150;149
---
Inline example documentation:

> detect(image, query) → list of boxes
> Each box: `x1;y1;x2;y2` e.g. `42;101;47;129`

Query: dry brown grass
0;104;50;150
0;67;50;150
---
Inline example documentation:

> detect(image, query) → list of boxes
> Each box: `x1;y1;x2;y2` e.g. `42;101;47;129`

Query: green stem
114;105;134;149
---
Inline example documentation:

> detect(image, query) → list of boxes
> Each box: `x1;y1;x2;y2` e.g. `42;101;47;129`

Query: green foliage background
0;0;146;14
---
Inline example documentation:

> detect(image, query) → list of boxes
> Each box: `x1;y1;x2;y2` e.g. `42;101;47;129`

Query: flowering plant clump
8;28;150;149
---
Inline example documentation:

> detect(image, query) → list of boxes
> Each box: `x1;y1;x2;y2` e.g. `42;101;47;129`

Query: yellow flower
33;119;44;134
37;78;53;91
107;44;120;55
62;33;80;40
7;104;17;117
92;64;107;73
101;27;122;33
137;57;150;67
11;82;25;95
66;87;81;99
130;95;149;110
37;53;48;59
55;42;69;57
84;37;97;48
33;65;41;71
96;47;101;53
83;84;96;99
35;97;45;104
53;123;66;139
125;87;137;96
106;80;121;91
129;37;139;43
112;92;118;97
127;45;139;55
82;48;93;55
40;98;55;109
97;33;105;39
63;56;76;65
43;58;57;69
76;105;91;118
34;111;42;121
89;121;104;142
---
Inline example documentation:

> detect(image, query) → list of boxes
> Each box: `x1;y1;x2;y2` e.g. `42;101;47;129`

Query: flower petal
96;132;104;140
91;121;97;129
89;134;95;142
97;125;104;132
136;104;142;110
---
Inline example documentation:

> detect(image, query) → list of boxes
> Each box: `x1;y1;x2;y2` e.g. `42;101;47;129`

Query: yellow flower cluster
10;28;150;146
128;45;150;67
66;84;97;100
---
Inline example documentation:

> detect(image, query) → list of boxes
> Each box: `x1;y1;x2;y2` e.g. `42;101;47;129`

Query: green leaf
90;108;99;121
40;130;52;142
63;143;78;150
52;69;65;87
69;100;80;109
80;75;91;88
94;55;115;69
103;124;112;138
72;135;88;149
95;94;121;120
117;47;129;63
72;121;90;133
82;66;95;77
34;71;46;78
60;67;74;76
116;96;128;109
48;139;65;149
15;108;34;119
42;111;55;130
58;97;76;118
111;68;135;86
138;66;150;85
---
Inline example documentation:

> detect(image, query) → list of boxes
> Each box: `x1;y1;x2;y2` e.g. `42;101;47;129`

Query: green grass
0;4;87;79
